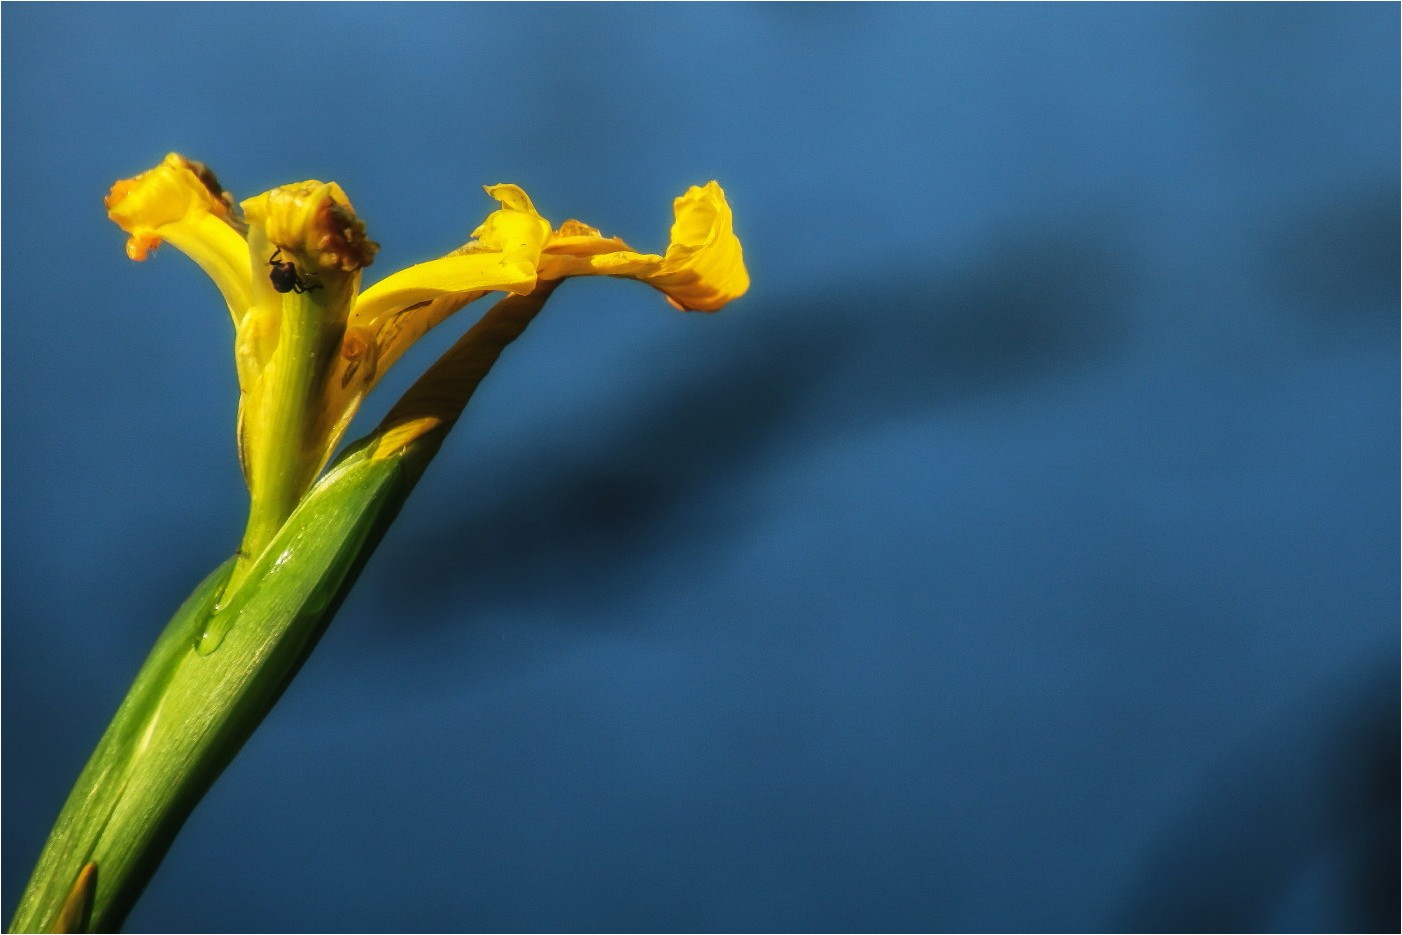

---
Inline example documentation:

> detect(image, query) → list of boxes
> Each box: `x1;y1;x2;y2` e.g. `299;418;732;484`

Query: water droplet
196;612;235;655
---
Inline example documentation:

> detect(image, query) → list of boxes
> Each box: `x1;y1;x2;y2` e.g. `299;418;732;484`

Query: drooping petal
349;184;552;376
537;181;748;312
105;154;253;324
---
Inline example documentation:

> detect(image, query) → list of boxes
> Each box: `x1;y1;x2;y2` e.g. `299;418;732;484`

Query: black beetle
267;248;321;295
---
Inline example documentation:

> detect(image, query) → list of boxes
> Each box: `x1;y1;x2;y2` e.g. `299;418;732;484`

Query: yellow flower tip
481;183;537;215
658;180;749;312
106;153;239;260
105;153;233;218
536;180;748;313
466;184;552;256
242;181;378;274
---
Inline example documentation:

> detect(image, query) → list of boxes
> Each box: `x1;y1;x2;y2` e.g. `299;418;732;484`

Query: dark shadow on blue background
374;231;1130;625
1114;659;1399;933
4;4;1398;932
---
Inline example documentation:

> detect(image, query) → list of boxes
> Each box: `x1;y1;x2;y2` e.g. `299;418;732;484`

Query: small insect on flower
267;248;321;294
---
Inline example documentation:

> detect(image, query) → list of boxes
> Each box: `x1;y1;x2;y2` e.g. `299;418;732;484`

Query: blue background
4;4;1397;932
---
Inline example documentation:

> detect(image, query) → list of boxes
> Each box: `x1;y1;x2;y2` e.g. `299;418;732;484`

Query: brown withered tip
554;218;603;238
181;157;236;217
315;200;379;272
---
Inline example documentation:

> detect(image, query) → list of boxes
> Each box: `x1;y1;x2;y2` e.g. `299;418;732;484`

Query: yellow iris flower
105;154;748;565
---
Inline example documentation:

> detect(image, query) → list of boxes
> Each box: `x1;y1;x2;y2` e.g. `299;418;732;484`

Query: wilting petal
241;181;378;278
349;184;552;375
537;181;748;312
105;154;253;323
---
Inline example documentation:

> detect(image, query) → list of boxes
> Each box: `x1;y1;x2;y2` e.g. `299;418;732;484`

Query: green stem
9;288;555;934
230;287;338;595
11;447;410;934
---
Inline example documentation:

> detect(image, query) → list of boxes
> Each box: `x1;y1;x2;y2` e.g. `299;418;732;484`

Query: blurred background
3;5;1397;932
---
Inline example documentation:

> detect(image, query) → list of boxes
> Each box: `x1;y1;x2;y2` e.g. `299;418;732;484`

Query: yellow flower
105;154;748;563
538;181;749;312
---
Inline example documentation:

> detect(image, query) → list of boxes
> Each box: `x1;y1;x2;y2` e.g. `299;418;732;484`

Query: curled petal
537;181;748;312
350;183;552;375
105;154;253;323
241;181;378;275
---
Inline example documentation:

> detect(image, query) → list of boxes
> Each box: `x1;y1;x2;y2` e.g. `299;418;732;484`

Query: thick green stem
9;288;554;934
10;447;412;934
